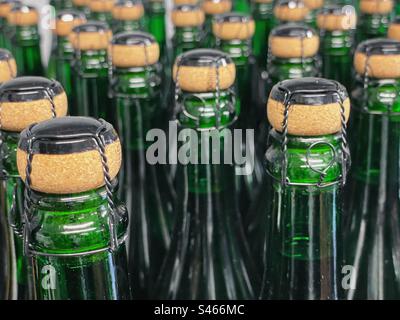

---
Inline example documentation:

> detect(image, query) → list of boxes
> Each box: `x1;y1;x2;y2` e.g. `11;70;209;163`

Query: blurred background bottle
111;0;145;33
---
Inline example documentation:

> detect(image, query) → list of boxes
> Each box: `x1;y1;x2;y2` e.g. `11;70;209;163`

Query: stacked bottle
0;76;68;300
345;38;400;300
202;0;232;46
111;0;145;33
16;116;130;300
0;0;20;50
157;49;258;299
262;77;351;299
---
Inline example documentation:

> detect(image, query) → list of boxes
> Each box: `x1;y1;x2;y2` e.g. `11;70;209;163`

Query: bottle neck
177;88;238;130
110;64;161;96
73;48;109;74
320;29;355;53
359;11;393;38
252;1;273;18
215;38;252;66
113;18;144;33
266;129;344;186
27;186;127;256
268;55;320;82
352;76;400;114
0;130;19;178
89;11;113;24
11;24;40;44
53;35;74;59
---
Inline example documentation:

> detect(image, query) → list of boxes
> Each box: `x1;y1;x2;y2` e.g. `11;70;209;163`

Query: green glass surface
320;30;355;91
28;187;130;300
47;35;75;106
357;11;394;43
262;130;345;299
112;17;145;34
0;131;33;300
344;77;400;299
111;64;175;299
251;1;274;68
234;0;251;13
71;49;111;121
172;25;205;60
89;11;113;25
156;89;259;299
145;0;166;57
9;24;43;76
50;0;74;11
0;17;8;49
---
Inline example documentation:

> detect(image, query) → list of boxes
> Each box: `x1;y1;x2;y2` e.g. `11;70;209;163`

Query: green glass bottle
251;0;274;69
261;77;351;300
70;21;112;120
266;23;321;91
397;0;400;14
109;32;175;299
16;116;130;300
111;0;145;34
50;0;74;11
345;38;400;300
47;10;86;106
171;4;205;59
273;0;309;26
0;0;20;50
317;4;357;91
233;0;250;13
357;0;394;43
7;3;43;76
202;0;232;46
0;49;17;300
0;76;68;300
144;0;167;56
88;0;115;25
156;49;258;299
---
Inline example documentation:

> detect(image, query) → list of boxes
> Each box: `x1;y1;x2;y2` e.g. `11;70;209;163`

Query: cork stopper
112;0;144;20
73;0;89;6
0;77;68;132
269;23;319;58
17;117;121;195
317;5;357;31
274;0;309;22
69;21;112;51
7;4;39;26
360;0;393;14
172;4;205;27
55;10;87;36
173;49;235;92
303;0;323;10
267;77;350;136
202;0;232;15
88;0;116;12
174;0;199;4
354;38;400;79
212;13;255;40
111;32;159;67
388;17;400;41
0;49;17;84
0;0;20;18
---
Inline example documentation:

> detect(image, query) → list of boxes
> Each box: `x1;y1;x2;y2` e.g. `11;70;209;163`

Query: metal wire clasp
22;119;123;257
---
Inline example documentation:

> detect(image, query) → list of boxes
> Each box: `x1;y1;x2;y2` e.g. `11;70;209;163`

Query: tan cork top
54;11;87;36
0;49;17;83
69;22;112;51
173;49;236;92
172;5;205;27
360;0;393;14
7;5;39;26
317;7;357;31
202;0;232;15
303;0;323;10
267;78;350;136
212;13;255;40
388;20;400;41
111;32;160;67
112;2;144;20
88;0;116;12
274;1;309;22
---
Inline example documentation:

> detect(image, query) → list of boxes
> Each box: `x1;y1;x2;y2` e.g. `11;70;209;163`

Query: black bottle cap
72;20;110;33
213;12;252;23
0;77;64;103
356;38;400;55
270;77;348;105
0;48;13;61
56;9;86;21
176;48;233;67
18;116;119;155
276;0;305;7
270;22;317;37
111;31;156;45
